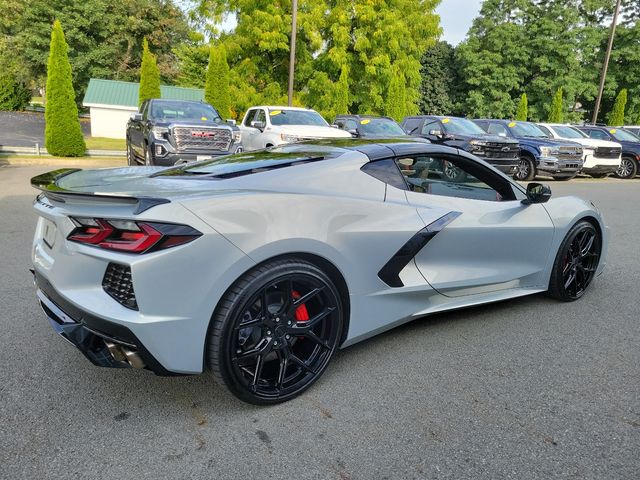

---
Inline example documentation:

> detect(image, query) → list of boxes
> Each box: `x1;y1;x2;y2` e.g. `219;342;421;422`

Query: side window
345;119;358;130
255;109;266;125
421;120;440;135
538;125;552;137
361;159;407;190
334;119;346;129
487;123;509;136
588;129;609;140
244;109;257;126
393;154;516;202
140;101;149;119
403;118;423;135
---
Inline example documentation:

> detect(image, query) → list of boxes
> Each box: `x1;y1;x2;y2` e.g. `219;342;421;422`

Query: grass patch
84;136;126;151
31;96;44;105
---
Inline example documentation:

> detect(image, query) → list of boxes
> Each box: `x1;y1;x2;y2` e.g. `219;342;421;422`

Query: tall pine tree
548;88;564;123
138;38;161;107
607;89;627;126
44;20;85;157
515;93;528;121
205;43;232;119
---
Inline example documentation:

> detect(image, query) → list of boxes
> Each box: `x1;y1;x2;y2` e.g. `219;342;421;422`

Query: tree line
1;0;638;125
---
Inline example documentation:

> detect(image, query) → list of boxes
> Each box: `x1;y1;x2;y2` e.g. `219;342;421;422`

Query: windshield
509;121;549;138
611;128;640;142
358;118;406;136
269;109;328;126
553;125;587;139
441;117;487;135
150;102;222;122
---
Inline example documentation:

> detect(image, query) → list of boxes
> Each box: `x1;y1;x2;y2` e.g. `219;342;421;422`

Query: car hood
274;125;352;138
154;120;235;131
515;136;581;147
447;133;518;144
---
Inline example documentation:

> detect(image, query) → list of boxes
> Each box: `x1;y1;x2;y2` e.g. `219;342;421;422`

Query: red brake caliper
292;291;309;322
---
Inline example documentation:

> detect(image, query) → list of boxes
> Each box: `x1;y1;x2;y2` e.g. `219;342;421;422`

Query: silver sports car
31;139;608;404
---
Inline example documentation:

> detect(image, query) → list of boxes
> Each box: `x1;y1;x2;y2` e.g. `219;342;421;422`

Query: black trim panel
378;211;461;287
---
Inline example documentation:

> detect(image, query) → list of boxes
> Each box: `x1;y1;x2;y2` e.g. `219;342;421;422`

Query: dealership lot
0;164;638;479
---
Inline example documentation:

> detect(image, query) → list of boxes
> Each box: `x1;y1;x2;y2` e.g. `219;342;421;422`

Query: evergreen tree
44;20;85;157
548;88;564;123
385;67;406;122
205;43;232;119
138;38;161;107
515;93;528;121
0;74;31;110
335;65;349;115
607;89;627;126
419;41;458;115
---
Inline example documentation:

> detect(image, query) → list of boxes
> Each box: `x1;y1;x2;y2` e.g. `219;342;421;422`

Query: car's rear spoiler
31;169;170;214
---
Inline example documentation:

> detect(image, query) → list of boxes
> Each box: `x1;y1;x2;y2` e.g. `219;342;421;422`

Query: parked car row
125;99;640;180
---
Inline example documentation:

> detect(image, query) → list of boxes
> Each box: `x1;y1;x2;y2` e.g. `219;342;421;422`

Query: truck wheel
144;145;153;166
615;156;637;179
126;140;135;166
441;160;467;182
514;156;536;181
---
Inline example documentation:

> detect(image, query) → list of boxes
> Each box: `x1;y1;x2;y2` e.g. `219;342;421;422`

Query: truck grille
594;146;621;159
479;143;520;159
173;127;232;152
102;263;138;310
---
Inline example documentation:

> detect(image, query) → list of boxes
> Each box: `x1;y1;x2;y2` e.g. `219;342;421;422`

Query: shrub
139;38;161;107
515;93;528;121
548;88;564;123
204;43;232;119
0;74;31;111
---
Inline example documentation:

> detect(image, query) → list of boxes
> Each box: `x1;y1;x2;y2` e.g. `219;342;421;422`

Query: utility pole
287;0;298;107
592;0;622;124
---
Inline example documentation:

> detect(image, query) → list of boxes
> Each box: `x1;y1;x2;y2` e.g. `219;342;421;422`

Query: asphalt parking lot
1;163;638;480
0;111;90;148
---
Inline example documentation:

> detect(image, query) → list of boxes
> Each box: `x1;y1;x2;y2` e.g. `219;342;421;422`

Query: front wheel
126;140;135;166
208;259;344;404
615;156;638;179
514;156;536;181
548;221;601;302
144;144;153;166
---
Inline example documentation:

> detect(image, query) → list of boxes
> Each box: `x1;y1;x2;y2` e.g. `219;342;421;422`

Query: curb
1;157;126;168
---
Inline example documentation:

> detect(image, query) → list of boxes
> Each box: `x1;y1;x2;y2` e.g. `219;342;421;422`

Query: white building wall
89;106;137;139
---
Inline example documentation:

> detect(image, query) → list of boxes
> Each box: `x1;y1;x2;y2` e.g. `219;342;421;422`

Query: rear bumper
34;271;179;375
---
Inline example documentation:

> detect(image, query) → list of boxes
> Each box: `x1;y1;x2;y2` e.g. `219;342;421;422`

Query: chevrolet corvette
31;139;608;404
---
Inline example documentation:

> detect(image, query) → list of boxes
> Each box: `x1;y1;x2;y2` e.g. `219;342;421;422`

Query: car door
421;120;443;143
241;109;260;151
128;101;147;156
392;151;555;297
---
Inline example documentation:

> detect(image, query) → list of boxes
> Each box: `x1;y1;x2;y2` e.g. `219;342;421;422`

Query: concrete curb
1;157;126;168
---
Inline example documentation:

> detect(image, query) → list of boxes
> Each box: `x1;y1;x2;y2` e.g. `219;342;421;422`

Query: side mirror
130;113;143;122
522;182;552;204
226;119;236;126
429;129;443;137
347;128;359;137
250;120;266;130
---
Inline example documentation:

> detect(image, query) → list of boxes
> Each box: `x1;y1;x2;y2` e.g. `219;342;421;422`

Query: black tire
548;221;601;302
590;173;609;179
514;156;536;181
615;156;638;179
144;144;153;166
126;140;136;166
208;258;344;404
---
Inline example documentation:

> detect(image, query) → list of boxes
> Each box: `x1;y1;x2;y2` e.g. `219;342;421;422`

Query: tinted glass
553;125;587;139
150;102;222;122
440;117;487;135
358;118;406;136
243;109;257;126
403;118;423;134
362;159;407;189
421;121;440;135
587;129;610;140
611;128;640;142
487;123;509;136
509;122;549;138
268;109;328;126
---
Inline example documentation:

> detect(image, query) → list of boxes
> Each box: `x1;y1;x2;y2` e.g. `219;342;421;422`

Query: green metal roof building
82;78;204;139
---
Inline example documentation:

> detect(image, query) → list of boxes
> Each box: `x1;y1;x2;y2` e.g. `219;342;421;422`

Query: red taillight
68;218;201;253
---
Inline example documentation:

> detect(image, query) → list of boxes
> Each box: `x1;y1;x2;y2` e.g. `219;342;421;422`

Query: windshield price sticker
442;118;450;123
508;121;517;127
270;110;282;116
360;119;370;124
610;129;617;134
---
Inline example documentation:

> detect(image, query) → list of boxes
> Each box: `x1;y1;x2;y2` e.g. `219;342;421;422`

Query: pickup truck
238;106;351;151
473;119;583;181
126;99;242;166
537;123;621;178
576;125;640;179
401;115;520;176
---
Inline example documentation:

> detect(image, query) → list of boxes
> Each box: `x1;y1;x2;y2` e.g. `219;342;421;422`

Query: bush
0;74;31;111
607;89;627;126
515;93;528;121
44;20;86;157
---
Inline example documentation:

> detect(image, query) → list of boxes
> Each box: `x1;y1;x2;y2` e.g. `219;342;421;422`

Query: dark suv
576;125;640;179
126;99;242;166
333;114;408;138
473;119;583;181
401;115;520;176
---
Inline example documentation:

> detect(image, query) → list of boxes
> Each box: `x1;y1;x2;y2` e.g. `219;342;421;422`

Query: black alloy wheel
615;156;637;179
514;156;536;181
548;221;601;301
208;259;343;404
441;160;467;182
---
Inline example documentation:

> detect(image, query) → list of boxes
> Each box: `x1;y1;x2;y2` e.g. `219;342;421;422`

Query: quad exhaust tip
105;341;146;369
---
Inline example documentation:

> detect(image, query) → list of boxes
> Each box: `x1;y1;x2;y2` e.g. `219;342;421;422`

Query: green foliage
548;88;564;123
385;66;406;122
0;0;190;103
608;89;627;126
419;41;458;115
335;65;349;116
138;38;161;106
515;93;528;121
0;74;31;110
44;20;86;157
205;43;232;119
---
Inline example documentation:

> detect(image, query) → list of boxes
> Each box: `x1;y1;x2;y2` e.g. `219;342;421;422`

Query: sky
436;0;483;45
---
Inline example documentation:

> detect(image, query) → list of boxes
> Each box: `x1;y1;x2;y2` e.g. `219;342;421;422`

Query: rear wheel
615;156;637;179
514;156;536;181
441;160;467;182
208;259;344;404
548;221;601;302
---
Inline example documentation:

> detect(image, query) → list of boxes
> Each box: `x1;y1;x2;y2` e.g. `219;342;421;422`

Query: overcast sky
436;0;483;45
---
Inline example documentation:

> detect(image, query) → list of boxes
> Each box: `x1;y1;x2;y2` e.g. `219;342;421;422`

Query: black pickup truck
401;115;520;176
126;99;242;166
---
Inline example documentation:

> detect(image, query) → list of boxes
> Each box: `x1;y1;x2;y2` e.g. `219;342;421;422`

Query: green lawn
30;96;44;105
84;137;126;151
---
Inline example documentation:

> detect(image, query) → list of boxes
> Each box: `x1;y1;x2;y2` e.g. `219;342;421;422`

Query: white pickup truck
238;106;352;151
